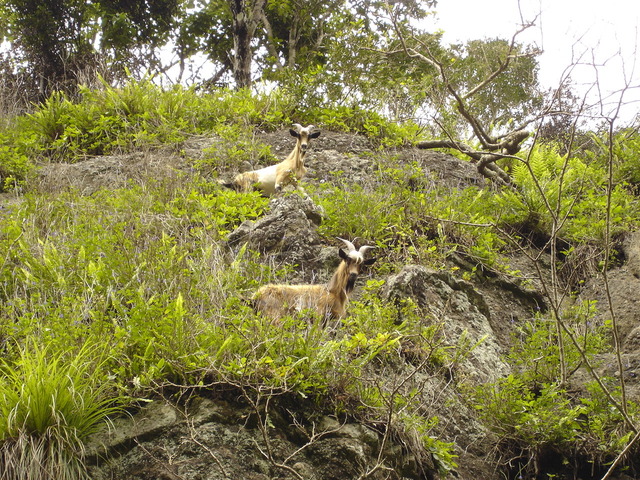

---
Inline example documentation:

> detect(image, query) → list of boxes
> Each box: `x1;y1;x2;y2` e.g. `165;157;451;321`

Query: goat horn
306;124;316;130
337;237;356;252
358;245;375;255
292;123;302;131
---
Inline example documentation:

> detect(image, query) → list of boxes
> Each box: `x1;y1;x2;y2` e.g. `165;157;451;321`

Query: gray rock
227;193;325;276
382;265;509;382
87;396;415;480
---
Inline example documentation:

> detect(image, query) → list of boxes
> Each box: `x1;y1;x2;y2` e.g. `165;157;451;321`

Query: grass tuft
0;342;121;480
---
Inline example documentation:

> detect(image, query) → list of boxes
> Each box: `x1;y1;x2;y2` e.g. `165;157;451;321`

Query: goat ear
364;257;377;266
290;129;300;138
309;130;321;139
338;248;349;260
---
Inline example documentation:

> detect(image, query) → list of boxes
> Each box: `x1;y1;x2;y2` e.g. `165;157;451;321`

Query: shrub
472;305;634;478
0;129;34;191
497;146;638;242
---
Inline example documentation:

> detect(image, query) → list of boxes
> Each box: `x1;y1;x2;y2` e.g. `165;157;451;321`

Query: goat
252;238;376;322
230;124;320;195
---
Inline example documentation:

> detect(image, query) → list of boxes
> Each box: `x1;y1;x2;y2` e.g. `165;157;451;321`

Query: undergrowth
0;175;460;476
472;307;636;478
1;81;640;478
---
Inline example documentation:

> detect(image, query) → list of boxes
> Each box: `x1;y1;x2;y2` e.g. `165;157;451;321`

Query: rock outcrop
383;265;510;382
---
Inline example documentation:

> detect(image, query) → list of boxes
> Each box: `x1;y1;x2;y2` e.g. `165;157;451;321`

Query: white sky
425;0;640;124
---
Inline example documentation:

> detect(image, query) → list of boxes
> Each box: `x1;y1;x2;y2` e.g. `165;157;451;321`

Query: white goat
230;124;320;195
252;238;376;322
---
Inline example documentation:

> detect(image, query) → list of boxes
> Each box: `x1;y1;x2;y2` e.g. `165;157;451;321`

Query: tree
446;38;543;130
228;0;266;88
261;0;440;114
364;3;547;184
98;0;181;75
0;0;180;98
1;0;96;96
176;0;344;89
174;0;267;88
261;0;341;73
412;34;543;185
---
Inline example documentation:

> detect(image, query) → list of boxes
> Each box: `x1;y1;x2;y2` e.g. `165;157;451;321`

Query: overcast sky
425;0;640;123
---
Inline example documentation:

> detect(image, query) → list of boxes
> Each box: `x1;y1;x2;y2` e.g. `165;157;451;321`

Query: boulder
382;265;509;382
227;194;325;277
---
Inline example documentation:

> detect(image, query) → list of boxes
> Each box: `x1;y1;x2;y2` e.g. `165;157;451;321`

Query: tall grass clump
0;343;121;480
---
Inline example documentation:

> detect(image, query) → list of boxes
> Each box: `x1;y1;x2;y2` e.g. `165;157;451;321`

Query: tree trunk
228;0;267;89
230;0;252;88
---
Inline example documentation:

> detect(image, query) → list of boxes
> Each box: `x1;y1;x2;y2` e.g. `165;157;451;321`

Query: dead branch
384;5;542;184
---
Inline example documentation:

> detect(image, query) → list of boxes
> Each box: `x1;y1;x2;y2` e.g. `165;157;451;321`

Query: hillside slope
6;128;640;479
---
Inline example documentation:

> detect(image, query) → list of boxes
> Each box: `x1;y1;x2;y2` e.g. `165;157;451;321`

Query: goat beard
345;275;357;293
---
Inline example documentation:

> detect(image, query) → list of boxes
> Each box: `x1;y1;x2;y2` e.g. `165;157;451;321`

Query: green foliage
195;123;277;173
472;304;633;477
0;175;462;473
308;163;452;272
448;39;543;128
412;145;640;275
498;146;638;242
27;81;203;159
198;87;295;129
1;0;180;97
474;374;633;477
313;183;411;248
509;303;609;384
595;128;640;191
168;186;268;237
0;342;121;480
302;104;422;147
0;129;33;191
2;73;640;479
22;81;297;163
475;376;584;448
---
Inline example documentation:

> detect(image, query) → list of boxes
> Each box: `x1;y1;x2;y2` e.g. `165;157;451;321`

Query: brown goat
231;124;320;195
252;238;376;322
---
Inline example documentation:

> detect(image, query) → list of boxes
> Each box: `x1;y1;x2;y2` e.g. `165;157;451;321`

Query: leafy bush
509;302;609;384
0;128;34;191
304;104;421;147
472;305;634;478
308;165;450;272
27;81;203;159
168;186;268;237
313;183;411;247
497;146;637;242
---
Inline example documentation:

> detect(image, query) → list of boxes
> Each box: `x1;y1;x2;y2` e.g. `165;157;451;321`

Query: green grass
0;343;121;480
1;81;640;478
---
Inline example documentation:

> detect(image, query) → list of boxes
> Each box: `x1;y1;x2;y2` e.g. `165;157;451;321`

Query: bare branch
463;21;540;100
